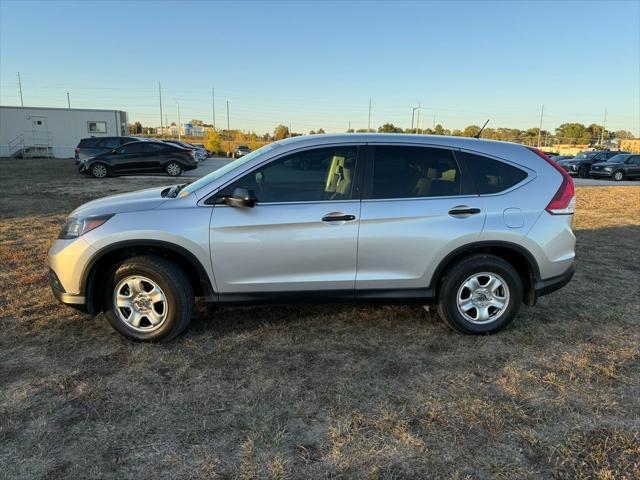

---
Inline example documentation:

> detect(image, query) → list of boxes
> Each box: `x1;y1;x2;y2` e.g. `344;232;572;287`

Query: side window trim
457;148;535;197
211;144;366;205
361;144;473;200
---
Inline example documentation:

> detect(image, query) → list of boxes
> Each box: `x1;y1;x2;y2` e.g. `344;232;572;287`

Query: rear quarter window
460;152;527;194
78;138;100;147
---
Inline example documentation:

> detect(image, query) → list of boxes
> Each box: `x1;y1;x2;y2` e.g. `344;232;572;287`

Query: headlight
604;167;612;172
59;214;114;239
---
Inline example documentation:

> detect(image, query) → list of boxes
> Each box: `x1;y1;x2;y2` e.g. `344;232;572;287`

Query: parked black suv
79;141;197;178
75;136;148;163
589;154;640;181
558;150;629;178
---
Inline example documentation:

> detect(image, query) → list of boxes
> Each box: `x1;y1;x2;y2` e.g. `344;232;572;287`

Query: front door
210;145;362;295
356;145;485;295
110;142;145;173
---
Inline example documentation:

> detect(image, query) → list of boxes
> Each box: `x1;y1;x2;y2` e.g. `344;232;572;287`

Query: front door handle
448;207;481;216
322;213;356;222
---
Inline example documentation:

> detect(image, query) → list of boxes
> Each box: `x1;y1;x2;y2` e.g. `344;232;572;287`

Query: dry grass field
1;158;639;479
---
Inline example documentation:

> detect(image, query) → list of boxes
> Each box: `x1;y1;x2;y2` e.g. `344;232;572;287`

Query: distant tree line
130;119;636;154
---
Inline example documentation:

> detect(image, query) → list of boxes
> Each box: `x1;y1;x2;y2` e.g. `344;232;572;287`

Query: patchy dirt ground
1;158;639;479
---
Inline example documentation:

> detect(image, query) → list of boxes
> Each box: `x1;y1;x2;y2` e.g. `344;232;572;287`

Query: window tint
225;146;358;203
461;152;527;194
100;138;120;149
79;138;100;147
371;146;461;199
118;142;146;154
142;142;167;153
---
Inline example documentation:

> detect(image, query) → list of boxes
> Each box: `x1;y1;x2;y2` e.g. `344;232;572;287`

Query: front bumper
534;264;575;298
589;170;613;178
49;268;88;312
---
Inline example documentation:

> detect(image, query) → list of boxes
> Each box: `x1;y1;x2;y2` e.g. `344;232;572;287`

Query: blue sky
1;0;639;135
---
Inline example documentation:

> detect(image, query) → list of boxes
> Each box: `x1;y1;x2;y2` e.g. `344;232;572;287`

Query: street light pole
66;92;70;109
411;104;420;131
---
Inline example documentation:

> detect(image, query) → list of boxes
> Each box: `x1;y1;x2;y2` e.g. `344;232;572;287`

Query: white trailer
0;106;129;158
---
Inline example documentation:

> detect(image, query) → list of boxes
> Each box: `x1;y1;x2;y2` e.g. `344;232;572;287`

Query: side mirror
225;187;256;208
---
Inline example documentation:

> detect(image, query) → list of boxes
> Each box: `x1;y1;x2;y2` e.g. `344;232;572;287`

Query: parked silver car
49;134;576;341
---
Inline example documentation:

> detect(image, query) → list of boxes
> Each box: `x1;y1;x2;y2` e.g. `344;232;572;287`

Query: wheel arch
82;240;215;315
430;241;541;306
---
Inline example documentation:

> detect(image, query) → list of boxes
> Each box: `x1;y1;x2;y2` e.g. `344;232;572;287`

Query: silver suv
49;134;576;341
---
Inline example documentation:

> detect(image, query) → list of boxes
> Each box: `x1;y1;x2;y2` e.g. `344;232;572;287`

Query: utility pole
158;81;164;138
433;114;436;129
175;99;181;140
289;122;292;138
17;72;24;106
537;105;544;147
66;92;70;109
348;120;351;132
600;109;607;145
367;97;372;132
226;100;231;153
416;102;421;133
211;87;216;130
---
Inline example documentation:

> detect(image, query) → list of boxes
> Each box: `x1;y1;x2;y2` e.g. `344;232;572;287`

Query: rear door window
459;152;527;194
117;142;146;154
370;146;463;199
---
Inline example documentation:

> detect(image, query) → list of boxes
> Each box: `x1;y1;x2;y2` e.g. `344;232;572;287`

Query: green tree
555;123;589;145
614;130;635;139
204;129;222;153
378;123;403;133
309;130;316;135
462;125;481;137
433;124;447;136
317;128;326;134
274;124;289;140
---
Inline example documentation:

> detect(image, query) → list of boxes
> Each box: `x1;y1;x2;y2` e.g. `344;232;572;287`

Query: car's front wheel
613;170;625;181
90;162;109;178
436;254;522;334
166;161;183;177
103;255;194;341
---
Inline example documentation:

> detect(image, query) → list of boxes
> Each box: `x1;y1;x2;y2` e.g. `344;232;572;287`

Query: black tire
90;162;109;179
166;161;183;177
436;254;523;334
612;170;625;181
103;255;194;341
578;165;590;178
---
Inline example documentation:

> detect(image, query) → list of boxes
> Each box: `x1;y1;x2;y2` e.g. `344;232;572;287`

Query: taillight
185;149;193;157
75;147;80;154
528;147;575;215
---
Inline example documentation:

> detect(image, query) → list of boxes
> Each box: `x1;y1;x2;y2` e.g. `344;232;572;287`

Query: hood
70;185;171;217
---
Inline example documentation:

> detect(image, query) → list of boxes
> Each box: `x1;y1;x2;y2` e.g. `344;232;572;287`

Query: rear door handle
448;207;481;216
322;213;356;222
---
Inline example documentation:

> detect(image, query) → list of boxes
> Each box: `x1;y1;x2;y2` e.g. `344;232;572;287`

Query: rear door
356;145;484;297
110;142;146;173
628;155;640;177
210;145;363;295
138;142;167;171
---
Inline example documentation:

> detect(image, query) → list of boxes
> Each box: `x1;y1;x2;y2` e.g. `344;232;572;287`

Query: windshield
607;154;629;163
180;143;279;196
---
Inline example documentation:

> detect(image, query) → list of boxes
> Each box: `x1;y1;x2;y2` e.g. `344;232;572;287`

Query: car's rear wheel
166;161;183;177
578;165;590;178
90;162;109;179
436;254;522;334
613;170;625;181
103;255;193;341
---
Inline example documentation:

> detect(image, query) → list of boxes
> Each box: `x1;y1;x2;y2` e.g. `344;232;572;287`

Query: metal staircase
8;130;53;158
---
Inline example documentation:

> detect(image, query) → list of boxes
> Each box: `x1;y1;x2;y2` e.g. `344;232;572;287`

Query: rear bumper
534;264;575;298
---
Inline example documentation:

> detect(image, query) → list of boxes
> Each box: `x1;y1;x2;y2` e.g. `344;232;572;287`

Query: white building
0;106;128;158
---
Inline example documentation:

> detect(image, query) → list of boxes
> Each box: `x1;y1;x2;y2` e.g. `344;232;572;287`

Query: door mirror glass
225;187;256;208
